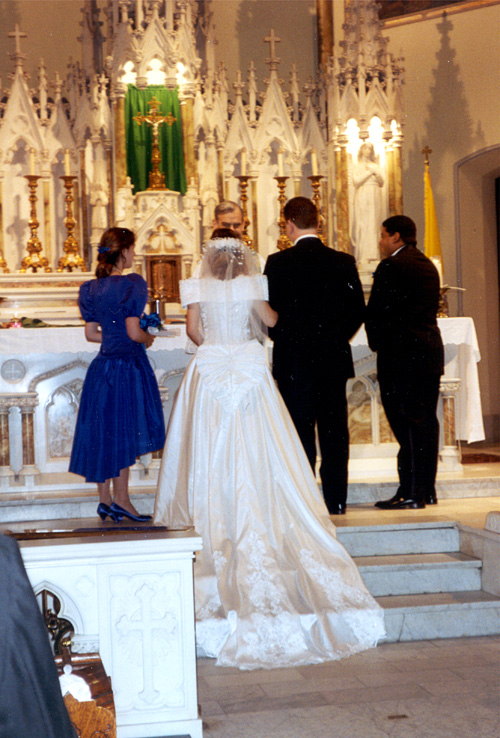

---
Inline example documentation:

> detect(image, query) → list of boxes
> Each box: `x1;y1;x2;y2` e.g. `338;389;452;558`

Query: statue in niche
350;142;384;266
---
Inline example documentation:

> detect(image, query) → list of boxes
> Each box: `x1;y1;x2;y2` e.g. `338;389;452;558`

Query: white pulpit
19;528;203;738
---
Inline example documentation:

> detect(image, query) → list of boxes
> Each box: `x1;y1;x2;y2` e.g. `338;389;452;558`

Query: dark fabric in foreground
0;534;76;738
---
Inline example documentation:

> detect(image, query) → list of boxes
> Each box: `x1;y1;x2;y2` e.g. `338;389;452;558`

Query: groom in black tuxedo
366;215;444;509
264;197;365;514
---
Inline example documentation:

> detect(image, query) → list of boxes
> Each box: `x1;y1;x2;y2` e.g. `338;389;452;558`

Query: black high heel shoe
109;502;152;523
97;502;120;522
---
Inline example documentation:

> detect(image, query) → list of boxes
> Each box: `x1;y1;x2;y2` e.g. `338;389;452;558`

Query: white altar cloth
351;317;485;443
19;528;203;738
0;324;187;355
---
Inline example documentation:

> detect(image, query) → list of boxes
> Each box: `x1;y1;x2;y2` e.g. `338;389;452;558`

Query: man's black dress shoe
393;498;426;509
328;504;346;515
426;494;438;505
375;493;425;510
374;491;405;509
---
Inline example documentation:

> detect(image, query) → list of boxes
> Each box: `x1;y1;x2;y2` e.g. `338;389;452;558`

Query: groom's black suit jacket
264;236;365;382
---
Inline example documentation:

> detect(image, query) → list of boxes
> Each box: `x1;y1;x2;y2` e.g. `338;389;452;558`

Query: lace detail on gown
155;272;386;669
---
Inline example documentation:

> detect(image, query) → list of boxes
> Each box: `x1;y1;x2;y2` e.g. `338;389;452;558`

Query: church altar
18;527;203;738
0;315;484;498
347;316;484;476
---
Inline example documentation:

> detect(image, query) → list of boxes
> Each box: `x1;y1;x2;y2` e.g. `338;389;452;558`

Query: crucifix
133;96;177;191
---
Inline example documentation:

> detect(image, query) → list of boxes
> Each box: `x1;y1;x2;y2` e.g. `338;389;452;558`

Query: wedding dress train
154;274;385;669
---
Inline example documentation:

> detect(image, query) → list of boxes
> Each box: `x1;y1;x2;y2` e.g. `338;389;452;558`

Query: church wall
386;4;500;441
210;0;317;91
0;1;84;83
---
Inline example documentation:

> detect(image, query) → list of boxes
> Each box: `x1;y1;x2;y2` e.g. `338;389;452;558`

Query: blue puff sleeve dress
69;273;165;483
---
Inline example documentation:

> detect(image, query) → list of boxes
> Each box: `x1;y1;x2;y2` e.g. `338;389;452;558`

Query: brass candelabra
274;176;291;250
21;175;51;273
57;176;86;272
235;175;253;248
308;174;326;244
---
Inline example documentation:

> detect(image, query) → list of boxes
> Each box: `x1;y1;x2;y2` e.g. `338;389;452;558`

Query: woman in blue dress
69;227;165;522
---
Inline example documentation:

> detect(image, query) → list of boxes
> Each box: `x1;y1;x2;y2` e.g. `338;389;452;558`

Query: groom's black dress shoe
426;494;438;505
374;491;406;509
328;503;346;515
375;492;425;510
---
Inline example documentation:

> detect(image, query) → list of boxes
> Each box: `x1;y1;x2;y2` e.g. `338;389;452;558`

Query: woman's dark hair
210;227;237;240
95;227;135;279
206;228;247;280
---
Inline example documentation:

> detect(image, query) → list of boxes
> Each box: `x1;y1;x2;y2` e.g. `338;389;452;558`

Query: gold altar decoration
21;175;51;273
133;96;177;191
308;174;326;244
236;175;253;249
274;176;292;250
57;175;86;273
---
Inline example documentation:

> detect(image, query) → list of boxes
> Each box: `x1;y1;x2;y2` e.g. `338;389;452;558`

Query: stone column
19;393;40;479
439;378;462;470
217;145;225;201
79;147;90;264
179;89;197;188
393;142;404;214
114;88;128;190
335;141;350;253
0;405;14;487
251;179;259;252
386;147;396;216
0;176;8;272
316;0;334;71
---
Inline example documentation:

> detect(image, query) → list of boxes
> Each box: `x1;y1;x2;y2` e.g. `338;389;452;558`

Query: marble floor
195;635;500;738
193;493;500;738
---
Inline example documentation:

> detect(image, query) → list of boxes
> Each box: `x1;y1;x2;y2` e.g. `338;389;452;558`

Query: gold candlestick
274;176;291;250
235;175;253;249
57;176;87;272
308;174;326;244
21;175;51;273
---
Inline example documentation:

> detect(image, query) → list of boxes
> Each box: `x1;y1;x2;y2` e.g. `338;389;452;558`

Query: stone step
337;522;459;557
346;475;500;503
378;590;500;642
355;552;482;596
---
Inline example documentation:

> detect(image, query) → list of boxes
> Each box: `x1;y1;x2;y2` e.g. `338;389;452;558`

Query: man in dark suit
264;197;365;514
366;215;444;509
0;534;77;738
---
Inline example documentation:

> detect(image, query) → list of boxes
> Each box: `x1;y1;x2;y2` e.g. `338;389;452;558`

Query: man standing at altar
212;200;245;237
264;197;365;515
366;215;444;509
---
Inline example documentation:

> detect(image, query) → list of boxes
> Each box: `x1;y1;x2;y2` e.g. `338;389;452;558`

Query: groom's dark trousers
265;237;365;512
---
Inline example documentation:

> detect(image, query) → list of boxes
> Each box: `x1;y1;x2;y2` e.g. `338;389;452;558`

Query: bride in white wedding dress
154;232;385;670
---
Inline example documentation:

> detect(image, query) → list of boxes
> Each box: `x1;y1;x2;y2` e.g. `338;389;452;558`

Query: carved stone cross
264;28;281;70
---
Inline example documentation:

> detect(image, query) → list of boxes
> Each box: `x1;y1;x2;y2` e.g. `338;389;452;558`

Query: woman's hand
126;316;155;347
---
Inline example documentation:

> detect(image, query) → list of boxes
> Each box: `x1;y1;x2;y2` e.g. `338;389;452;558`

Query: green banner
125;85;187;194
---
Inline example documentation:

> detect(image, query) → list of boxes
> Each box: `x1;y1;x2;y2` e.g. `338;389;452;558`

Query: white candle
311;148;318;176
64;149;71;176
29;148;36;176
431;257;444;287
277;148;284;177
241;148;247;176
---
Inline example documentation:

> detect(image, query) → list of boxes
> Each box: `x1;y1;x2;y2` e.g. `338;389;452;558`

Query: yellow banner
424;163;443;262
